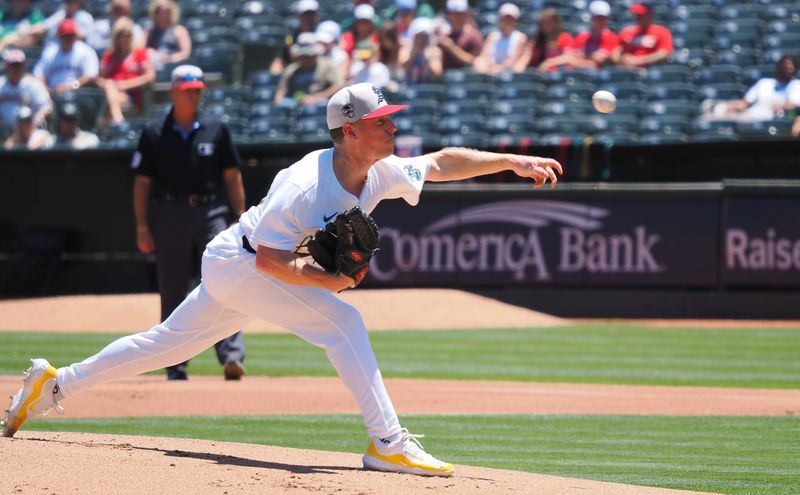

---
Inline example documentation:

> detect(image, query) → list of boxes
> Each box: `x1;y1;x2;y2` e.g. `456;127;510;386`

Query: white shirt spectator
0;74;51;131
41;9;94;47
349;60;391;87
742;78;800;121
33;39;99;89
489;29;525;65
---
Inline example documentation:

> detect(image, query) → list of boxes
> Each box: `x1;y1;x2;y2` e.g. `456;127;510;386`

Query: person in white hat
341;4;379;63
268;0;320;75
316;19;348;79
274;32;344;107
437;0;484;70
534;0;618;70
400;16;442;83
3;83;562;479
473;2;527;74
0;47;52;133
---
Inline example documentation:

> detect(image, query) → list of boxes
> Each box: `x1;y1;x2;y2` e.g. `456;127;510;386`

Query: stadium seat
442;68;492;84
719;4;765;21
439;100;489;118
690;132;739;142
609;100;645;118
205;86;250;105
713;32;761;51
539;100;593;116
249;118;292;142
640;115;692;135
764;4;795;21
403;83;446;101
191;26;239;45
485;115;534;135
741;65;770;86
191;43;244;85
698;83;748;101
490;99;536;117
647;83;698;102
295;102;329;119
393;116;434;135
248;70;279;88
495;82;546;101
736;120;792;139
249;102;292;119
691;119;738;137
673;4;718;21
646;100;698;118
493;69;546;85
535;115;582;134
670;19;715;36
544;69;596;86
436;115;485;134
766;20;800;35
592;133;641;145
672;32;711;50
668;48;709;68
538;133;585;145
694;65;744;86
762;48;795;65
645;65;692;84
640;132;690;144
489;133;538;149
713;48;761;67
293;116;329;137
715;18;763;37
595;67;644;84
761;32;800;51
439;133;489;148
250;87;276;103
597;82;647;102
445;83;494;102
546;83;594;102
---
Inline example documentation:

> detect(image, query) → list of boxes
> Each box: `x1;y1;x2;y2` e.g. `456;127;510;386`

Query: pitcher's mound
2;432;710;495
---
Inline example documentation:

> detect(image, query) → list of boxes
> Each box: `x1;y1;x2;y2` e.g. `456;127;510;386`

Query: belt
158;192;218;207
242;235;256;254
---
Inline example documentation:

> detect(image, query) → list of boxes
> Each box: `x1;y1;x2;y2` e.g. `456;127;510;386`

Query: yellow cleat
363;428;455;477
2;359;63;438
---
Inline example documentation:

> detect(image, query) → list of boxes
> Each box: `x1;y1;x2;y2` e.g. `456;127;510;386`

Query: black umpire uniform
132;104;245;380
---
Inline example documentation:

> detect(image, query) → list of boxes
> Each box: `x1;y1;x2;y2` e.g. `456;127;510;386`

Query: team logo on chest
404;164;422;181
198;143;214;156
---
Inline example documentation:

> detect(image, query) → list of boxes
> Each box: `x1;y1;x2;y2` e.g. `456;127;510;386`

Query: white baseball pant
56;225;402;439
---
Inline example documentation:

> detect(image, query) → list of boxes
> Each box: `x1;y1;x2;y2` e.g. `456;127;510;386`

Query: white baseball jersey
33;40;99;89
0;74;51;129
240;148;431;252
742;77;800;121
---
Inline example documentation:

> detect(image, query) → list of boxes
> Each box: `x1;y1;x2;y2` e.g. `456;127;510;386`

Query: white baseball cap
589;0;611;17
327;83;409;130
354;4;375;21
446;0;469;12
498;2;520;19
171;64;205;90
294;0;319;13
409;16;434;37
291;32;323;57
316;20;341;44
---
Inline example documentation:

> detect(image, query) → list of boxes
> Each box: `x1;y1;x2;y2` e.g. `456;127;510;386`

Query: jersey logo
323;212;337;223
131;151;142;169
404;164;422;182
198;143;214;156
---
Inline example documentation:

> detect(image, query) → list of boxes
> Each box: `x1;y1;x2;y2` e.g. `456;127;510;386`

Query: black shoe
223;361;244;381
167;366;188;381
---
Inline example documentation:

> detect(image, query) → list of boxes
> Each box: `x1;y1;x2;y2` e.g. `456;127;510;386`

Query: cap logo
342;103;355;119
372;86;385;104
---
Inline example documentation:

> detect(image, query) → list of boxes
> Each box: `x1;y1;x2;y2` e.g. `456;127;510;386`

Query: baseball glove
300;206;380;286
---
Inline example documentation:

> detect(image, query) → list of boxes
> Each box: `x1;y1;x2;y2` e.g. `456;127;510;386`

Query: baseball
592;90;617;113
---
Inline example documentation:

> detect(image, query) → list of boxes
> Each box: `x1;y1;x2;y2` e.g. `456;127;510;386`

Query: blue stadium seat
538;133;586;145
485;115;535;135
249;102;291;119
736;120;792;139
206;86;250;105
535;116;582;134
713;32;761;51
762;48;796;65
436;115;486;134
440;100;489;118
400;98;438;117
713;48;761;67
184;15;233;31
715;19;763;37
403;84;446;101
295;102;328;119
250;118;291;137
673;32;711;50
766;20;800;35
597;82;648;102
439;133;490;148
640;115;692;135
610;100;645;117
544;69;596;86
495;82;546;101
690;132;739;142
646;100;698;118
595;67;644;84
640;132;691;144
719;4;765;21
539;100;593;116
445;83;495;102
592;133;641;145
742;65;770;86
442;68;492;84
191;26;239;45
546;83;594;102
293;116;329;139
691;119;739;137
673;4;718;21
698;83;748;100
668;48;709;68
761;32;800;50
393;115;434;135
493;70;546;85
490;99;535;117
647;83;698;102
646;65;693;84
670;19;715;36
694;65;743;86
248;71;279;88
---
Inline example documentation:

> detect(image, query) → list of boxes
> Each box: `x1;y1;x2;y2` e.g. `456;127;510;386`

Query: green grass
24;414;800;495
3;325;800;388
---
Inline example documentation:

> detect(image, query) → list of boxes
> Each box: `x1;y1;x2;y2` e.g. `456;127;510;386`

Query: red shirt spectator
101;46;150;104
518;8;574;72
614;0;673;67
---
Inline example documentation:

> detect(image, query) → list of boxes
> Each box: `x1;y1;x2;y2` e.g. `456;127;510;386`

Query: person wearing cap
145;0;191;70
132;64;247;381
537;0;618;71
32;0;94;49
340;4;379;64
274;32;344;108
382;0;435;50
0;48;52;134
3;105;53;149
613;0;673;68
0;0;45;50
348;38;391;87
437;0;484;71
53;101;99;149
516;7;574;72
98;17;155;124
33;18;99;94
316;19;348;79
87;0;146;56
14;81;561;476
473;2;527;75
400;16;442;84
268;0;319;76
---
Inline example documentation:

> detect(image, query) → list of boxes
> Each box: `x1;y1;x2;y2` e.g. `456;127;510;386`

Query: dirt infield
0;291;793;494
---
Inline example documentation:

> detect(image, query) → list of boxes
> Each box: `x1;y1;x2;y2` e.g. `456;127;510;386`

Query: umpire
131;65;246;381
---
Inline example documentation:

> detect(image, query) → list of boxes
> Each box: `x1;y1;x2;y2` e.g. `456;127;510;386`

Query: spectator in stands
33;19;99;95
3;105;53;149
384;0;435;52
437;0;483;71
273;32;344;108
377;22;403;87
34;0;94;48
317;20;348;80
269;0;319;76
534;1;617;71
473;3;527;75
145;0;191;71
0;48;51;135
701;55;800;124
53;100;99;148
516;8;574;72
341;4;379;61
349;39;390;87
88;0;145;56
613;0;673;68
98;18;155;124
401;17;442;84
0;0;45;50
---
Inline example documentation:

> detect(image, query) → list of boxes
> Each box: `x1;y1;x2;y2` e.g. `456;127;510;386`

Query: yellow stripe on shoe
2;363;57;437
364;442;455;477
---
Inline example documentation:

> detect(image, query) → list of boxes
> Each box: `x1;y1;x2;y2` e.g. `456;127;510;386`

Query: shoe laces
397;428;431;458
